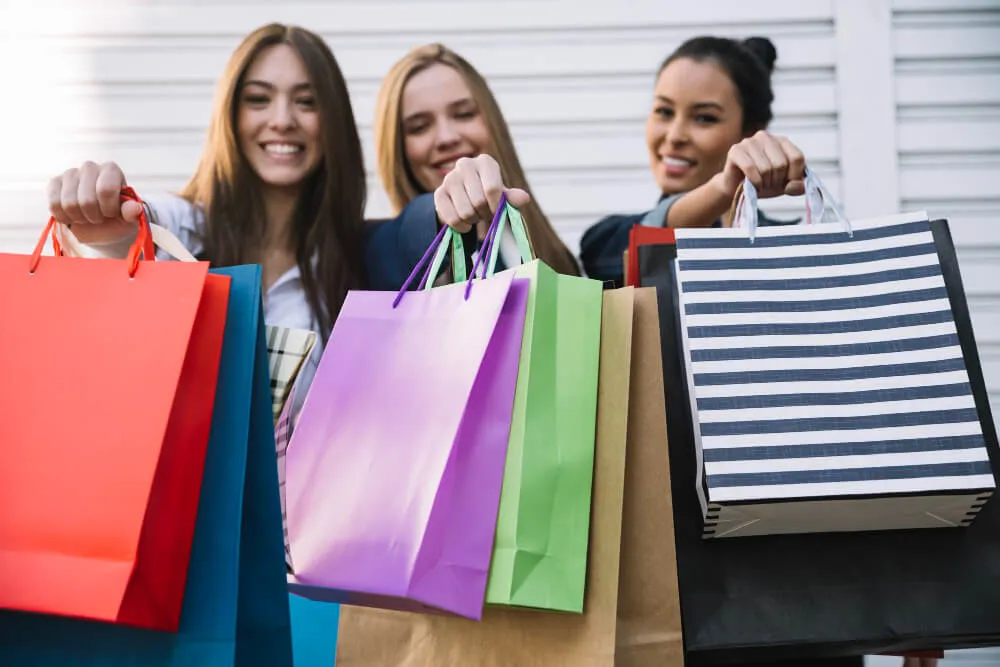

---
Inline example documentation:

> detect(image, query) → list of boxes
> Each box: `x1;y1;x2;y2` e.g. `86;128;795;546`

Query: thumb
120;200;143;224
785;179;805;197
503;187;532;208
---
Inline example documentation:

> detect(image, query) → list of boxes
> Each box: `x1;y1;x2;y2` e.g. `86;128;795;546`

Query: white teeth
438;162;456;171
663;156;693;167
265;144;302;155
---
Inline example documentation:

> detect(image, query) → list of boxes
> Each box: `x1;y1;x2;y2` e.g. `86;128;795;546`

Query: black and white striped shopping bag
674;208;995;538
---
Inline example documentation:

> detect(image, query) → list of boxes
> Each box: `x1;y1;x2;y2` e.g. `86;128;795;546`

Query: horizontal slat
13;77;837;132
894;24;1000;61
893;0;1000;13
967;300;1000;346
1;122;841;181
901;202;1000;249
36;32;836;86
898;161;1000;201
12;1;835;37
897;114;1000;154
949;249;1000;298
895;69;1000;108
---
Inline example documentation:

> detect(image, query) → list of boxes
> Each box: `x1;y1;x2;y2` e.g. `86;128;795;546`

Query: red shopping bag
625;225;674;286
0;188;229;631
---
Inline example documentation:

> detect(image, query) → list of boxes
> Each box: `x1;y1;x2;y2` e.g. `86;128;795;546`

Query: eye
296;96;316;109
654;106;674;119
454;109;477;120
695;114;720;124
243;94;270;106
404;123;430;135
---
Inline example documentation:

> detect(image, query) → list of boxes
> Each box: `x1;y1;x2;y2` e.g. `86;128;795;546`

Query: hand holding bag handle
33;186;156;276
729;166;853;242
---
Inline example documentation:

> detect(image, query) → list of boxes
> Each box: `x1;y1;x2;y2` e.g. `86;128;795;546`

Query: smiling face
400;62;493;192
645;57;746;195
236;43;323;191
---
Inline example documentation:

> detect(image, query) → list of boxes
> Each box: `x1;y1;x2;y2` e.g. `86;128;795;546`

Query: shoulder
140;192;206;258
363;194;439;291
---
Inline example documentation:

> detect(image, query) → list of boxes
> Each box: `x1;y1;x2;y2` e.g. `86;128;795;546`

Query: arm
363;193;439;292
578;213;643;288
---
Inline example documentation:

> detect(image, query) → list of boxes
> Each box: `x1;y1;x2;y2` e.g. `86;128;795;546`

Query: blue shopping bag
290;595;340;667
0;265;293;666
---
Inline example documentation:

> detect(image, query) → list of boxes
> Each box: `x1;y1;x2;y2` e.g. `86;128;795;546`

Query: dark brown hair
660;36;778;134
180;23;367;340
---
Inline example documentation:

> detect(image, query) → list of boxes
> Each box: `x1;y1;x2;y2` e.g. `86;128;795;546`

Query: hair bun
742;36;777;74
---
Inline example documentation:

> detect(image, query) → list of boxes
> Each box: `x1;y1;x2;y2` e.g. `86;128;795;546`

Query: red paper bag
626;226;674;286
0;189;228;631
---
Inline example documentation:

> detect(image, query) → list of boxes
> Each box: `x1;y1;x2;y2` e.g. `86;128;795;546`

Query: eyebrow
656;95;724;111
242;79;313;92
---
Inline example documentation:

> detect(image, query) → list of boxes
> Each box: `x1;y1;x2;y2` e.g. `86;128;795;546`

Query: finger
778;136;806;185
504;187;531;208
760;136;789;194
446;178;479;231
120;200;143;224
741;140;774;193
95;163;127;220
434;187;471;234
47;177;69;223
728;146;763;191
784;179;806;197
474;155;505;214
456;158;493;225
77;161;104;224
59;168;85;225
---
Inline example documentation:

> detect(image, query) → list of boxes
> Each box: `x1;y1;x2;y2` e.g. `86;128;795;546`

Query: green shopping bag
476;201;604;613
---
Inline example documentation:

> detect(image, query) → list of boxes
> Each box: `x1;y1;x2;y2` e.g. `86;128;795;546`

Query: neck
261;184;299;251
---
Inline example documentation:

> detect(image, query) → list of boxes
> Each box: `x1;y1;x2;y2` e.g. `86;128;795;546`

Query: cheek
645;115;663;151
404;135;433;170
466;118;492;153
697;127;740;166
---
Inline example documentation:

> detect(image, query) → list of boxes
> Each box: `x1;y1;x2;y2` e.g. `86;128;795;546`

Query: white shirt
140;193;323;418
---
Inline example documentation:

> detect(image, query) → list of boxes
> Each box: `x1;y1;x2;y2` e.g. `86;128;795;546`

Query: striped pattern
674;213;994;536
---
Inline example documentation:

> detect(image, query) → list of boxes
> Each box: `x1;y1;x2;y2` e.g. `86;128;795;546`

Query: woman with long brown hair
373;42;580;277
45;25;493;417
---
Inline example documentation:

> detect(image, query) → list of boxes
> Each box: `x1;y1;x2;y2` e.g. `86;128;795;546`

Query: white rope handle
733;166;853;242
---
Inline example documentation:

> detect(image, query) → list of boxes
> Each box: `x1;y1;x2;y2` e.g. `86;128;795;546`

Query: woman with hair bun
578;35;810;286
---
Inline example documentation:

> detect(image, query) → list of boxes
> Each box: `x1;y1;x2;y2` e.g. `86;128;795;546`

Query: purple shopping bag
286;218;528;621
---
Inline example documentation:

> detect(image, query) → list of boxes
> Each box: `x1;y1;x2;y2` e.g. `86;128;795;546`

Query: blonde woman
373;43;580;277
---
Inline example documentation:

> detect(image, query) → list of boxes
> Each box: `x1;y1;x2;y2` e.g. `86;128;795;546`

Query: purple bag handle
392;193;508;307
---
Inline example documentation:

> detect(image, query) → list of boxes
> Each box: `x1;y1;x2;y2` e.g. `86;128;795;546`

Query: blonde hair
374;43;579;277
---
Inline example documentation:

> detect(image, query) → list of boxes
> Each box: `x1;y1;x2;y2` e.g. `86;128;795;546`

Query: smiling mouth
661;156;695;168
262;142;304;156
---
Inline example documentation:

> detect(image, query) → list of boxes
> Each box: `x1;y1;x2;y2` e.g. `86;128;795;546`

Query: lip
260;141;306;162
660;154;696;178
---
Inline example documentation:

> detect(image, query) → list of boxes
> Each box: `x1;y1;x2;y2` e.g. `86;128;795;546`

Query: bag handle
31;186;155;277
730;166;852;242
482;199;534;278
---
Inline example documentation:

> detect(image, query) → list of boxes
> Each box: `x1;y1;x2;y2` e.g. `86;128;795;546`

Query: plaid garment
275;379;296;571
265;325;317;424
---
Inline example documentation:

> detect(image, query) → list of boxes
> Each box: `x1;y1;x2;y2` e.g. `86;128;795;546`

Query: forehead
655;57;739;106
243;43;310;85
402;63;473;110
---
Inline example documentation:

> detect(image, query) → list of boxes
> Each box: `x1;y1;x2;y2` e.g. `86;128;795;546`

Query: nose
666;116;690;146
268;96;297;131
434;118;461;150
